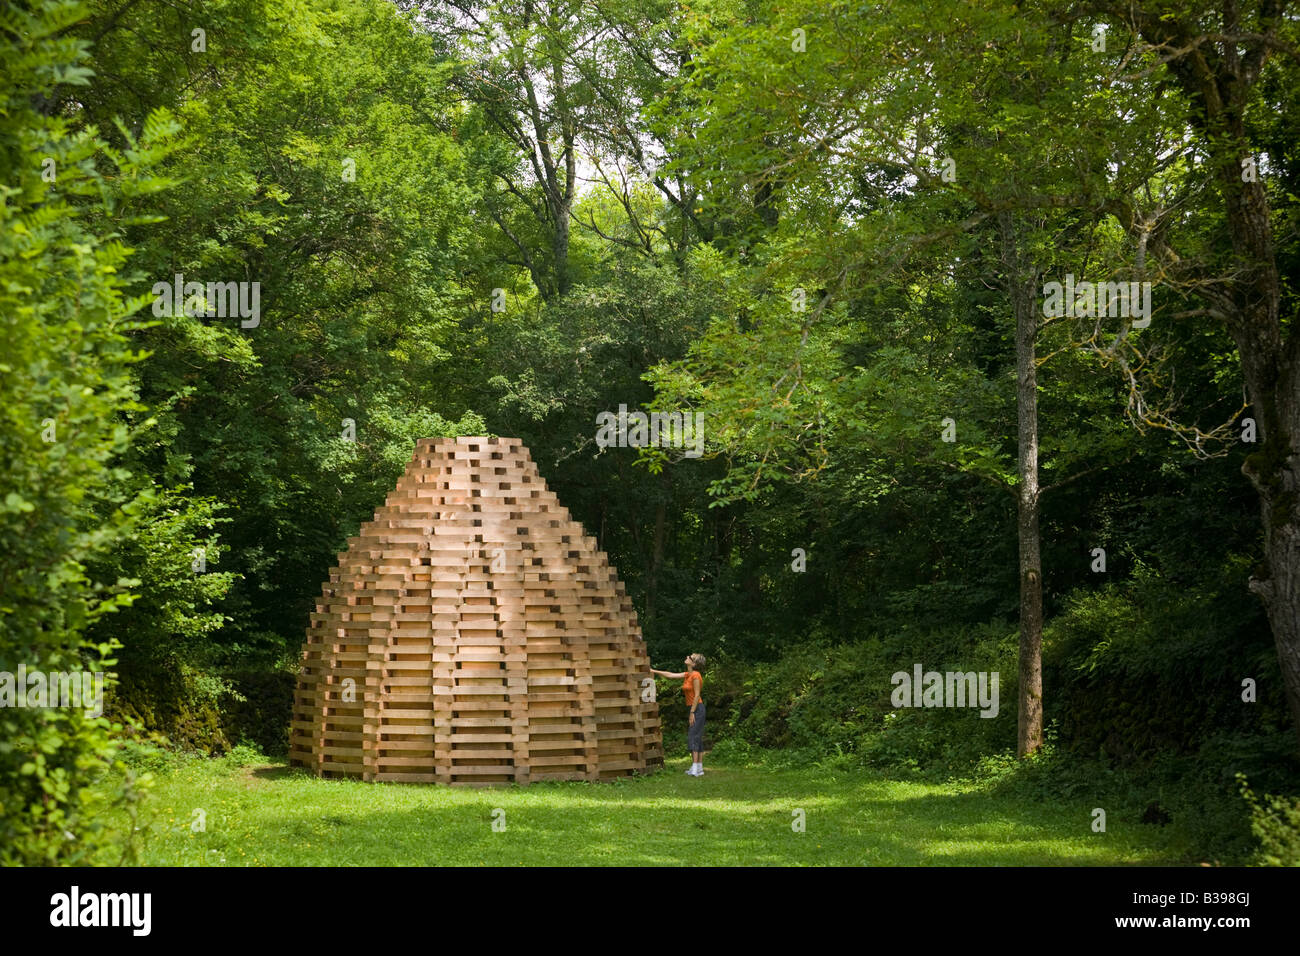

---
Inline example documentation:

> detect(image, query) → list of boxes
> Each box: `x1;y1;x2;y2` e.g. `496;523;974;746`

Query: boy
651;654;706;776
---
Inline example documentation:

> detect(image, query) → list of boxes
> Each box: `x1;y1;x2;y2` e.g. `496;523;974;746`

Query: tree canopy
1;0;1297;864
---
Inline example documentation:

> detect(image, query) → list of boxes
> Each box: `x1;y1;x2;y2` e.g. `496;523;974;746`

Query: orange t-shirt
683;671;702;707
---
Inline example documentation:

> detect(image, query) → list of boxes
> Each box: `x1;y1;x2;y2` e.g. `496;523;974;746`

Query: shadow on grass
249;764;301;781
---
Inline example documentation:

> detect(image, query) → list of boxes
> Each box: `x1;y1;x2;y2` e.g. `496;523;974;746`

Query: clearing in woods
117;749;1190;866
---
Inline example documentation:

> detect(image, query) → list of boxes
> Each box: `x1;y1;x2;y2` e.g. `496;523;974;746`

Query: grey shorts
687;701;706;752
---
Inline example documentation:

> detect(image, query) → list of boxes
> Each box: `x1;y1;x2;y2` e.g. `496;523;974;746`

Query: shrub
0;0;178;864
1240;774;1300;867
1045;559;1283;761
724;622;1017;775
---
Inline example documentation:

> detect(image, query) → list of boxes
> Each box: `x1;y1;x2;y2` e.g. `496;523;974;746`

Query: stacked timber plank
289;437;664;784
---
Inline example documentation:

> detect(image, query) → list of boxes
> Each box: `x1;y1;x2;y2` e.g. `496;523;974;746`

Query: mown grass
109;745;1194;866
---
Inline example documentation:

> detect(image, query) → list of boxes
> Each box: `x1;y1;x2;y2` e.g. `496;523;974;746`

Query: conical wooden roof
290;437;663;784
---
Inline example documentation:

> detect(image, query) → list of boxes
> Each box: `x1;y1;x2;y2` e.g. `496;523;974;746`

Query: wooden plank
290;438;662;785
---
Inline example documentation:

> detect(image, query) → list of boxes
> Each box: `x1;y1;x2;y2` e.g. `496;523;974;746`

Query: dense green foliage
0;0;179;862
3;0;1298;864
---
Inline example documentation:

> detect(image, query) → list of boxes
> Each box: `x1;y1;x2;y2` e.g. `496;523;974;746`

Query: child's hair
687;653;706;672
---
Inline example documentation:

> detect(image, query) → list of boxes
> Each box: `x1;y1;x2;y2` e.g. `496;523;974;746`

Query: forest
2;0;1299;868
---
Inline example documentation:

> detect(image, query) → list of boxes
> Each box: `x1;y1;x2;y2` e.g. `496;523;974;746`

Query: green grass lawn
115;748;1193;866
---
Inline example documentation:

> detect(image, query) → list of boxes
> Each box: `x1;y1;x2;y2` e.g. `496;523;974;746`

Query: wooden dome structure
290;436;663;784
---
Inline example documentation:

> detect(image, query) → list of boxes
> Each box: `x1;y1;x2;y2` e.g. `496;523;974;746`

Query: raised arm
650;668;686;679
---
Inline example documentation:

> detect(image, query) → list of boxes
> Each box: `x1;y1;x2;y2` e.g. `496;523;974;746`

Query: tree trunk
1250;439;1300;744
1002;213;1045;757
550;30;575;299
552;198;571;298
1117;2;1300;749
645;488;668;625
1231;194;1300;743
1216;109;1300;751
